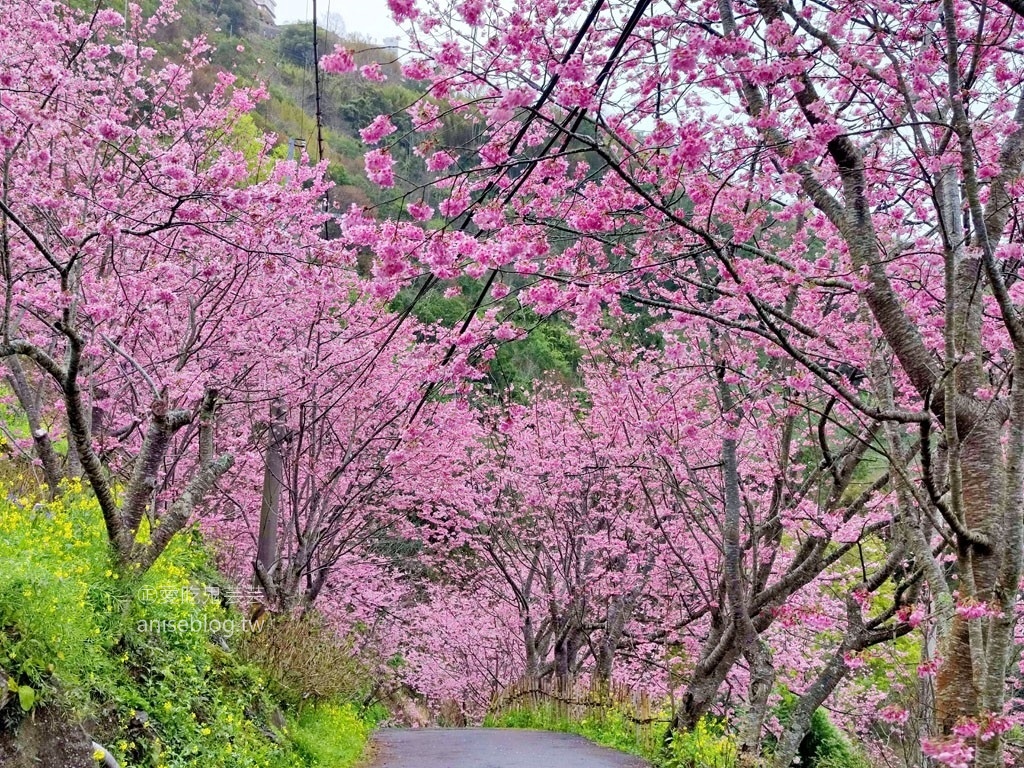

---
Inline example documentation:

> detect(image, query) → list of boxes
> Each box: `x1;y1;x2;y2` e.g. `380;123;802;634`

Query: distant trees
277;23;338;67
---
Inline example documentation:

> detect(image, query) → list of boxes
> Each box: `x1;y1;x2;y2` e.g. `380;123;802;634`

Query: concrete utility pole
286;137;307;161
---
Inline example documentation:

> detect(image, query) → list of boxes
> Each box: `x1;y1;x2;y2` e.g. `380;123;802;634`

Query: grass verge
0;478;375;768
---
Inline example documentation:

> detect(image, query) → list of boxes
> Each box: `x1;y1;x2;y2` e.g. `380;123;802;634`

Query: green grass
0;478;375;768
288;702;375;767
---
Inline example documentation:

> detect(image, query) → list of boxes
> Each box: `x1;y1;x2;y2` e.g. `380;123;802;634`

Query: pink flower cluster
321;45;355;74
364;148;396;187
360;114;397;144
921;739;973;768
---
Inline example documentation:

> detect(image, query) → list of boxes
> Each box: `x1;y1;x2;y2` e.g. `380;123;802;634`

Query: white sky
275;0;404;42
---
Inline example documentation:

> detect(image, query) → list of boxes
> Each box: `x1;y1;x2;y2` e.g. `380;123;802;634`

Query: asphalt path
370;728;648;768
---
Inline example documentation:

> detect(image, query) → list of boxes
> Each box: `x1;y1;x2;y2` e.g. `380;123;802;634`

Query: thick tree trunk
670;638;743;734
5;357;62;495
553;633;570;682
737;640;774;767
523;613;542;679
936;416;1004;732
975;359;1024;767
592;628;616;685
256;399;287;596
770;648;849;768
593;584;645;685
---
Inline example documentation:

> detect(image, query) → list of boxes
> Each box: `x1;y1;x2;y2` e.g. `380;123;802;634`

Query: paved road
370;728;648;768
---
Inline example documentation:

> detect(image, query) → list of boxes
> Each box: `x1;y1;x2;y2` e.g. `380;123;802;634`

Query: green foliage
227;114;276;180
276;24;340;68
663;717;737;768
398;290;470;327
16;684;35;712
390;279;584;396
804;708;869;768
490;321;582;392
390;281;584;394
205;0;258;35
772;692;870;768
0;482;374;768
0;480;122;712
284;702;372;768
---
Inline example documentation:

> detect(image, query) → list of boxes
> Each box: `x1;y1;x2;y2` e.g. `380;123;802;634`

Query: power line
311;0;328;238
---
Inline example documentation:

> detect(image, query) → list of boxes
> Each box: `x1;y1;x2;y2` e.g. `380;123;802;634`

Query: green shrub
285;702;371;768
577;707;654;756
805;707;869;768
665;717;737;768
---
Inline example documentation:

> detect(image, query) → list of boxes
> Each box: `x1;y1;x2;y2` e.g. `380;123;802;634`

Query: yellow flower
92;747;106;761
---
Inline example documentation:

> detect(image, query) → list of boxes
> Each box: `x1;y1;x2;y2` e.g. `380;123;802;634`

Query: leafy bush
286;702;372;767
805;708;870;768
664;717;737;768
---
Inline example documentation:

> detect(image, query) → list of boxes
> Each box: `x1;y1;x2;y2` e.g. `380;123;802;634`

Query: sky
274;0;404;42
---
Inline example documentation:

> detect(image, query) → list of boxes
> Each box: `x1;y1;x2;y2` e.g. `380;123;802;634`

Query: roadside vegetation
484;687;867;768
0;475;379;767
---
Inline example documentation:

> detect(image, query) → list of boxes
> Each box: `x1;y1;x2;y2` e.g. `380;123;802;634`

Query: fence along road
371;728;649;768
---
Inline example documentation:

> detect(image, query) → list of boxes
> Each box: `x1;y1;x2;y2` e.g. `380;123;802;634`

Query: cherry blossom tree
343;0;1024;762
0;0;341;574
10;1;1024;764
